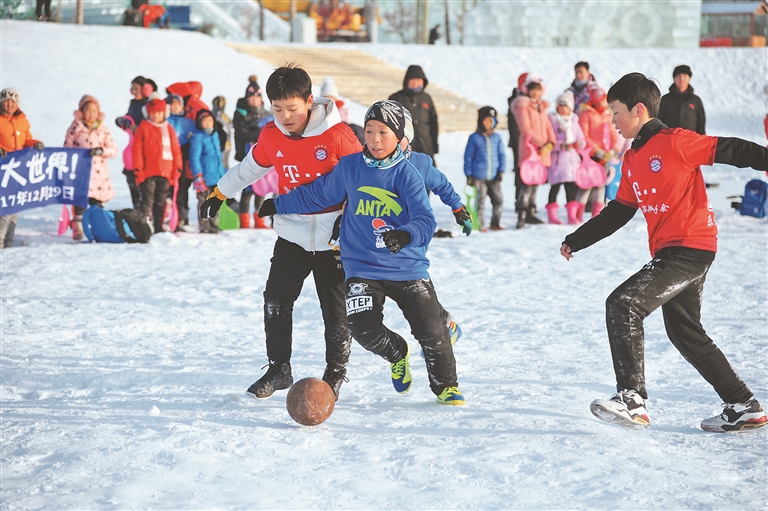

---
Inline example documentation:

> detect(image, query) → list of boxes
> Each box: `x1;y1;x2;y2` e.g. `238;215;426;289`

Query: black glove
466;176;475;186
33;141;44;151
89;147;104;156
382;230;411;253
199;187;225;219
0;148;6;158
453;206;473;236
493;172;503;183
258;198;277;218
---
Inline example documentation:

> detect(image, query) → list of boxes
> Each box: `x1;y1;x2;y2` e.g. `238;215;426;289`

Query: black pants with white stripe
344;277;458;396
606;246;752;404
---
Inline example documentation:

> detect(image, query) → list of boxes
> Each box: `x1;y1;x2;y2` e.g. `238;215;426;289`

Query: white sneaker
590;389;650;429
701;398;767;433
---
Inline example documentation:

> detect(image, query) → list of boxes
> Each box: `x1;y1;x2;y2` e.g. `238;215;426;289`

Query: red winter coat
132;120;182;185
510;96;556;167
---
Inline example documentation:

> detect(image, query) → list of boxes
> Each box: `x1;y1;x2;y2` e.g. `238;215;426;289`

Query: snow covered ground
1;20;767;510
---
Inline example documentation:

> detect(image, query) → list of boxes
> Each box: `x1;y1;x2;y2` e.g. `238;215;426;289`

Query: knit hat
517;73;529;91
555;90;575;111
195;109;214;130
364;100;406;141
146;93;168;116
0;88;20;104
166;93;184;106
320;77;340;99
78;94;100;112
523;74;544;95
245;75;261;98
477;106;498;131
589;87;607;105
402;106;414;144
673;64;692;78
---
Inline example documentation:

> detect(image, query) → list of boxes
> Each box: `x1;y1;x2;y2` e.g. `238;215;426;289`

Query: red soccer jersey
615;128;718;256
251;122;362;195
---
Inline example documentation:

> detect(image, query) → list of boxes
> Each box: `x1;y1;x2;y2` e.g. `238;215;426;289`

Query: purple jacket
547;112;585;185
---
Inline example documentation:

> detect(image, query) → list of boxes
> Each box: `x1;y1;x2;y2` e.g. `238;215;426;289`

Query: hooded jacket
216;98;363;252
232;96;269;162
64;110;118;203
389;65;439;157
132;120;183;185
658;84;706;135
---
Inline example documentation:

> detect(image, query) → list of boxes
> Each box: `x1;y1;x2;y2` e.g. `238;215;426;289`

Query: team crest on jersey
649;155;662;173
314;146;328;161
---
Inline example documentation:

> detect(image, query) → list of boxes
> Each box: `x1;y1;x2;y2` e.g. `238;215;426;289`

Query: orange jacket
132;120;182;185
0;110;39;153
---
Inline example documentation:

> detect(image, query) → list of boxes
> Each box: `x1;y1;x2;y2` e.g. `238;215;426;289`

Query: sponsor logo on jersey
649;155;662;173
276;150;284;157
354;186;403;217
346;285;373;315
315;146;328;161
372;217;394;249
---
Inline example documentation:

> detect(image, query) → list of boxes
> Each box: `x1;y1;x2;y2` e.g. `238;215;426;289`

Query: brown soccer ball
285;377;335;426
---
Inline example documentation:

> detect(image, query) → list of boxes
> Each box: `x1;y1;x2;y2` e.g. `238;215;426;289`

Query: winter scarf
555;113;575;144
148;120;173;160
363;145;405;169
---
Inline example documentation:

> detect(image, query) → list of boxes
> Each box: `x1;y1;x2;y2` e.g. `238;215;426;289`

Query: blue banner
0;147;92;215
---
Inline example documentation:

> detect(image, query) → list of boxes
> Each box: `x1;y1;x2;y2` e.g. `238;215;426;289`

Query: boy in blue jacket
259;100;464;406
464;106;506;231
190;110;227;233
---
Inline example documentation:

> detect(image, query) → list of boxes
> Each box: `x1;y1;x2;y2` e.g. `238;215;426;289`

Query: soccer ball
285;377;335;426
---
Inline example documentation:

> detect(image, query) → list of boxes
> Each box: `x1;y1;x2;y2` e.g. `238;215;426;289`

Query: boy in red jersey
200;65;362;401
560;72;768;433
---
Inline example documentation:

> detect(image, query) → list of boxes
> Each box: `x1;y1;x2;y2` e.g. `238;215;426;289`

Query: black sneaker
322;366;347;402
701;398;768;433
247;362;293;398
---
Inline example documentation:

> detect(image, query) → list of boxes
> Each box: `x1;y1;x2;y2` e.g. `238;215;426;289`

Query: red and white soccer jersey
615;128;718;256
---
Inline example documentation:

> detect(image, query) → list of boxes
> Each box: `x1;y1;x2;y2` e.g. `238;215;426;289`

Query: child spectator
166;94;196;231
116;76;150;208
211;96;233;167
577;87;623;220
510;75;555;228
232;77;271;229
259;100;464;406
561;72;768;432
199;64;362;401
0;87;44;249
389;65;439;164
546;90;586;225
567;61;600;112
132;94;182;234
464;106;506;231
63;95;118;240
190;110;227;234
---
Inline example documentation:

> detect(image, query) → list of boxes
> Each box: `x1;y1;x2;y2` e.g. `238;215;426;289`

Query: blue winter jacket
409;151;463;211
274;152;437;281
189;130;226;187
168;114;195;146
463;131;506;181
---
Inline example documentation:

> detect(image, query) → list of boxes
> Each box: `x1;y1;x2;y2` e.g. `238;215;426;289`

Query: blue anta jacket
409;151;463;211
168;114;195;147
189;130;226;187
274;152;437;281
463;131;506;181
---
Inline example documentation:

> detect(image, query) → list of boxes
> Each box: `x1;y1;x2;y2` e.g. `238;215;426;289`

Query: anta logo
314;146;328;161
649;156;662;173
354;186;403;217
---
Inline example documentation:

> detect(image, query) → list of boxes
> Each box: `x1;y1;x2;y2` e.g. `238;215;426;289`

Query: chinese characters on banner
0;148;92;215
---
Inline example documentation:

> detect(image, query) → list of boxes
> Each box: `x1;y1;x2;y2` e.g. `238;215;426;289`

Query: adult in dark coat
389;65;439;161
658;65;706;135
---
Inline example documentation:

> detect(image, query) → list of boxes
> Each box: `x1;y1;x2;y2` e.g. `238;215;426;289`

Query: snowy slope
1;20;767;510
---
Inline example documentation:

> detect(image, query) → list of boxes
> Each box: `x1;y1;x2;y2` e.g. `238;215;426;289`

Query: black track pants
262;237;351;371
605;247;751;403
344;277;458;395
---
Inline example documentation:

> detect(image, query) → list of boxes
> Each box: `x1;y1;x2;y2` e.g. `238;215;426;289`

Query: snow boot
238;213;251;229
525;206;544;224
247;362;293;398
253;212;270;229
701;398;767;432
592;201;605;217
590;389;649;429
546;203;562;224
565;201;581;224
576;203;586;223
71;215;85;241
515;210;527;230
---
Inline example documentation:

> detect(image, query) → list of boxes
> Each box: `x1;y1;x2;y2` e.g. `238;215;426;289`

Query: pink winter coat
64;115;118;203
511;95;556;167
578;105;623;156
547;112;586;185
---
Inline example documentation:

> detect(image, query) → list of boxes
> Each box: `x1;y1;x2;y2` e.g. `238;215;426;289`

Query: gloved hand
382;229;411;253
493;172;503;183
193;175;207;194
33;141;44;151
258;198;277;218
89;147;104;156
0;148;6;159
453;206;472;236
539;142;554;157
115;116;125;129
466;176;475;187
199;186;226;219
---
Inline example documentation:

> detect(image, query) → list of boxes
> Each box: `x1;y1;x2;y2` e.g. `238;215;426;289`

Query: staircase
227;44;486;132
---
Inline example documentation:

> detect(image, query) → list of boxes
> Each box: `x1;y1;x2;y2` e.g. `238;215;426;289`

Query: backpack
730;179;768;219
82;207;152;243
